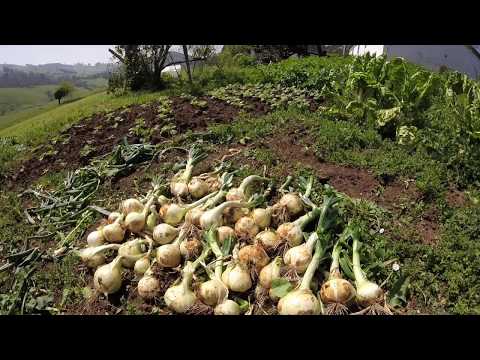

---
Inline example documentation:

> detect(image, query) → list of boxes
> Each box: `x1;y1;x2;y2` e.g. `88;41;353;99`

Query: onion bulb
120;198;144;216
277;238;325;315
134;256;151;276
226;175;267;202
137;265;160;300
164;247;211;313
222;263;252;293
170;144;207;198
118;238;147;268
199;200;246;229
188;177;209;199
352;232;384;307
155;228;187;268
87;230;105;247
93;256;124;296
180;237;203;259
278;193;304;217
152;223;180;245
184;207;204;227
238;244;270;271
160;191;217;226
277;207;321;246
251;207;272;229
283;232;318;274
124;197;155;233
77;243;120;268
255;229;281;251
101;215;126;243
235;216;259;240
214;300;241;315
259;256;282;289
146;205;159;232
217;226;236;244
320;240;356;307
108;211;122;224
223;206;249;224
198;278;228;306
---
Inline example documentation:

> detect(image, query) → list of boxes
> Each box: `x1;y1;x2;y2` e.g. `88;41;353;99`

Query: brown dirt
7;96;270;189
445;188;467;208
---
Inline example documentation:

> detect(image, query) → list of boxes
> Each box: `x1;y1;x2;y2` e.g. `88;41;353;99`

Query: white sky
0;45;113;65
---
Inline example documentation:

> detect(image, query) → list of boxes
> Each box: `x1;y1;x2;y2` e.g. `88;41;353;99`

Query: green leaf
221;236;234;256
270;278;293;298
234;297;250;313
388;274;410;308
339;251;355;281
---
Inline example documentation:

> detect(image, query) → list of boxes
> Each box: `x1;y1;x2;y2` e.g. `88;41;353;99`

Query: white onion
251;208;272;229
120;198;144;216
118;238;147;268
93;256;124;295
259;256;282;289
276;223;304;247
238;244;270;271
235;216;259;240
152;223;180;245
87;230;105;247
198;278;228;306
279;193;304;216
217;226;236;244
200;201;245;229
277;289;321;315
222;263;252;293
101;216;125;243
188;178;209;199
77;243;120;268
156;243;181;268
283;233;318;274
134;256;151;276
214;300;241;315
137;266;160;300
255;230;282;250
108;211;122;224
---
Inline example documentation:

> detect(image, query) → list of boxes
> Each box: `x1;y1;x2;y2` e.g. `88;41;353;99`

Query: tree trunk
183;45;193;84
58;98;61;104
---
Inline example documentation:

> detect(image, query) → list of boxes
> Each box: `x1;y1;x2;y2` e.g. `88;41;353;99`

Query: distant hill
0;62;116;88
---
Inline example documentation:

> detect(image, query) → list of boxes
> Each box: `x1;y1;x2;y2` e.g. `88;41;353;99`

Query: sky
0;45;225;66
0;45;113;65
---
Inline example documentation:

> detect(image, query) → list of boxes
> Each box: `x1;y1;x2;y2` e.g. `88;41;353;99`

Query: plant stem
294;207;321;228
300;238;325;290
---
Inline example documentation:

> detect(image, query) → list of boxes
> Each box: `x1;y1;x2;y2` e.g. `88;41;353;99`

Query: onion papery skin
138;275;160;300
121;199;144;216
259;257;282;289
87;230;105;247
217;226;236;244
214;300;241;315
134;257;151;276
320;278;356;305
171;182;189;198
93;257;123;295
276;223;304;247
102;221;125;243
198;279;228;306
164;285;196;314
188;178;209;199
283;244;312;274
180;238;203;259
222;264;252;293
185;208;204;227
118;239;146;268
226;188;243;202
159;203;187;226
152;223;180;245
255;230;281;251
156;244;181;268
277;289;321;315
108;212;122;224
251;208;272;229
125;212;146;234
356;281;384;307
234;217;259;240
238;244;270;271
223;207;249;224
279;193;304;216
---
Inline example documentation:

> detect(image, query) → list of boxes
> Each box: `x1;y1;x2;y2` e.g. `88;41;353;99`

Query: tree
108;45;172;91
54;82;73;104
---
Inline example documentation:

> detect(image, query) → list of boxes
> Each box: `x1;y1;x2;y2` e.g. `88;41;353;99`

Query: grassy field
1;54;480;315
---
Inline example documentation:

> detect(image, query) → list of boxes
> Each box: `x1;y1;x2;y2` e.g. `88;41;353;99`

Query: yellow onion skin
251;208;272;229
277;289;321;315
284;244;312;274
188;178;209;199
121;199;144;216
156;244;181;268
222;264;252;293
185;208;204;227
238;244;270;271
138;275;160;300
279;193;303;216
277;223;303;247
85;253;106;268
255;230;282;251
152;223;179;245
134;257;151;276
160;203;186;226
214;300;241;315
234;217;259;241
124;212;146;234
171;182;189;198
118;240;146;268
217;226;236;244
198;279;228;306
226;188;244;202
180;238;203;259
108;212;122;224
87;230;105;247
320;278;356;305
102;222;125;243
93;257;123;295
223;207;249;224
259;257;282;289
164;285;196;314
356;281;384;307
